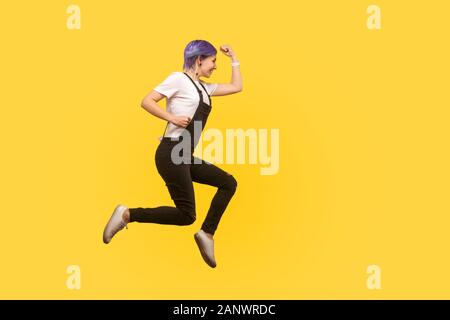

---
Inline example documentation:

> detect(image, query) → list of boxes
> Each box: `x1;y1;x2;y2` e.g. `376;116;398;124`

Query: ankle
122;209;130;223
202;231;214;239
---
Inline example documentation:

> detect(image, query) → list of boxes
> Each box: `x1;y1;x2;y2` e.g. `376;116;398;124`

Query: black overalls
129;72;237;235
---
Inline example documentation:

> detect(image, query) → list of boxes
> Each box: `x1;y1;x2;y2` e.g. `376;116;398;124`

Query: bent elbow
141;98;150;108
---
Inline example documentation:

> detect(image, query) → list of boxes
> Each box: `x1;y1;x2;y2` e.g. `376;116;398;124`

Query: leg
128;146;196;226
190;157;237;235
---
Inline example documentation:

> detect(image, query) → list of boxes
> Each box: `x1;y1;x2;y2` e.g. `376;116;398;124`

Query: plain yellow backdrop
1;0;449;299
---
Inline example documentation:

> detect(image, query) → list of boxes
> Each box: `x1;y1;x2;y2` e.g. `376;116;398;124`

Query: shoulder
165;71;183;80
170;71;185;79
170;71;189;84
157;71;185;86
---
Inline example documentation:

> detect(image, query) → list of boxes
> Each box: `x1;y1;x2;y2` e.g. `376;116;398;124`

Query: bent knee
223;174;237;192
179;207;196;225
185;212;196;225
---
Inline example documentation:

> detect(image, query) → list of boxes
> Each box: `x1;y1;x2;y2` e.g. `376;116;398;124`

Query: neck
184;69;201;81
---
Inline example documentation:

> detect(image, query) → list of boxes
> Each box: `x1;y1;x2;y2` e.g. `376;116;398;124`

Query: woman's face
200;55;217;78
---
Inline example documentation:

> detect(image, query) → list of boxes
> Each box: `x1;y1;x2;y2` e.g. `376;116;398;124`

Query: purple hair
183;40;217;70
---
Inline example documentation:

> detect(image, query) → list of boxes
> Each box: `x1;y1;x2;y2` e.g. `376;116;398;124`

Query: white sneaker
103;204;129;244
194;230;217;268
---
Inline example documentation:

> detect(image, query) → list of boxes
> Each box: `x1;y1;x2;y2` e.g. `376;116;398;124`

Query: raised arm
212;45;243;96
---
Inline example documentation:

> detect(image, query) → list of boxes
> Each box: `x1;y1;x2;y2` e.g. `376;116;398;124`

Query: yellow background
1;0;449;299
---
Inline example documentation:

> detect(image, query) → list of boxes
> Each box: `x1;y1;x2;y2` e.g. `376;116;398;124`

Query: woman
102;40;243;268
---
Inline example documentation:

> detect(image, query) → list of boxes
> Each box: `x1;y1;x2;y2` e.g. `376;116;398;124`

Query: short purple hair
183;40;217;70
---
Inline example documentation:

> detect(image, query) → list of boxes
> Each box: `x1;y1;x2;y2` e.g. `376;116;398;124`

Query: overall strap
197;81;211;97
182;72;212;105
183;72;202;94
162;121;169;137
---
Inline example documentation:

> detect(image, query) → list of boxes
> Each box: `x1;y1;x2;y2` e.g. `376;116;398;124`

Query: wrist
231;56;238;63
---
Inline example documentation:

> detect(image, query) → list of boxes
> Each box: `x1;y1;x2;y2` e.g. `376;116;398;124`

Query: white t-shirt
153;71;218;138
